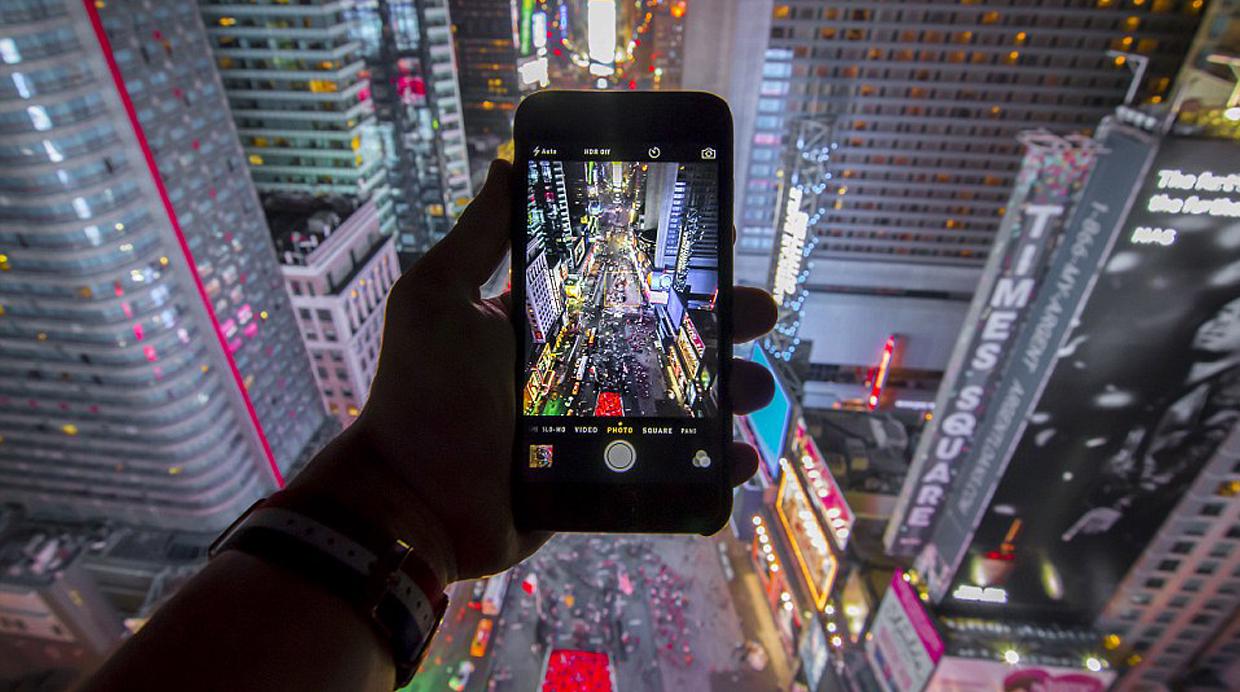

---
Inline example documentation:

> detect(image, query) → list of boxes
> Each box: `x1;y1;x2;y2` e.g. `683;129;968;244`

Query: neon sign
867;335;898;410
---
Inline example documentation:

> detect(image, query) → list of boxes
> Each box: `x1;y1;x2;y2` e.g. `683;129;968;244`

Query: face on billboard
1191;297;1240;353
951;136;1240;617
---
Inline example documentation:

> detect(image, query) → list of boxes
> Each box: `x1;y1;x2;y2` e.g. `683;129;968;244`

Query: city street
526;163;695;418
407;533;789;692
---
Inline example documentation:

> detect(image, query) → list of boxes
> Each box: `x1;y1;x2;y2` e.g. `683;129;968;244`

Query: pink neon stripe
83;1;284;487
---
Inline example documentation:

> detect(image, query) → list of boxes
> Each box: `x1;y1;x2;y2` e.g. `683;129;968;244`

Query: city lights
1;0;1236;689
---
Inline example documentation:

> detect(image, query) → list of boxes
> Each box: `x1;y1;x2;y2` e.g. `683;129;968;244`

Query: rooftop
0;510;108;587
264;193;362;267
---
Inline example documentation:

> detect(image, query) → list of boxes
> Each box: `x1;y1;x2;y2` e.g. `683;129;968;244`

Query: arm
80;161;777;692
79;433;441;692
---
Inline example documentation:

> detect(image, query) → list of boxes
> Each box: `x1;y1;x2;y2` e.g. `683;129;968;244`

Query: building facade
734;0;1203;399
0;510;126;681
889;112;1240;689
0;0;328;531
199;0;396;235
448;0;519;176
269;196;396;426
346;0;471;252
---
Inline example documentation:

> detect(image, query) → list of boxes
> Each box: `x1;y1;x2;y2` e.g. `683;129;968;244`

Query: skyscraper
267;194;398;426
448;0;519;176
346;0;472;252
736;1;1203;405
199;0;396;235
0;509;126;680
0;0;329;531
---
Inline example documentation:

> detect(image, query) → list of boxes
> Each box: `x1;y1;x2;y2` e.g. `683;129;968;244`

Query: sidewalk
717;534;795;689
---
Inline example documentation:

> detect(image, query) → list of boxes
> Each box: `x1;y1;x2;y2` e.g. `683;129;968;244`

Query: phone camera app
529;444;555;469
522;158;720;419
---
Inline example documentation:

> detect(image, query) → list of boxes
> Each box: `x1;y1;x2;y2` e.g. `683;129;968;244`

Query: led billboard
747;346;793;479
940;134;1240;616
866;571;944;692
925;657;1115;692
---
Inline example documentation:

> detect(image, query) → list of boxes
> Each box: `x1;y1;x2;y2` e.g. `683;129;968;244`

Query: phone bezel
509;90;735;534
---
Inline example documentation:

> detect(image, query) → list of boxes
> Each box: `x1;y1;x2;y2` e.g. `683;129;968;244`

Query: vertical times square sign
885;133;1100;558
765;116;832;363
773;186;809;306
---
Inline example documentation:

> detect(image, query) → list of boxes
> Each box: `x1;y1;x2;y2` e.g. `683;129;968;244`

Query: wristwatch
209;494;449;689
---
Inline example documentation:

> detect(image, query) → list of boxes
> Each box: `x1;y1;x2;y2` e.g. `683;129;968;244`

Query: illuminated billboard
936;133;1240;616
866;572;943;692
747;346;792;479
886;133;1099;559
925;657;1115;691
776;459;839;611
791;424;854;550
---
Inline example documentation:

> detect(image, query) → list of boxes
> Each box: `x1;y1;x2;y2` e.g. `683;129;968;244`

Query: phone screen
517;144;727;494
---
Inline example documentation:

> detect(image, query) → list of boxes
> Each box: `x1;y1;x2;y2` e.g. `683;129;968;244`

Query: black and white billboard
932;132;1240;616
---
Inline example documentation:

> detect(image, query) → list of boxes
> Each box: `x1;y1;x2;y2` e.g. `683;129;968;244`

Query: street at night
8;0;1240;690
523;160;719;418
406;533;789;692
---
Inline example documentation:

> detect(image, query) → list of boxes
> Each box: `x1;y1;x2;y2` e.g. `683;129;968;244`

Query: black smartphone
510;91;734;534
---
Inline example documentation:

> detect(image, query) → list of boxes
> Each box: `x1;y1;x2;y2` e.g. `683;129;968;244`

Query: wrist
277;426;458;587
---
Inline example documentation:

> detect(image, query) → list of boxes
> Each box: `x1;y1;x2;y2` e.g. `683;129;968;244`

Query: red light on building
867;335;899;410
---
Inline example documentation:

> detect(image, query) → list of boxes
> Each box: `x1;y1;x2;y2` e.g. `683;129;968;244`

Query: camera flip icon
700;147;716;160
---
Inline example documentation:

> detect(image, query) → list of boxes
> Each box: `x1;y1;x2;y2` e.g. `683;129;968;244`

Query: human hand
288;160;778;584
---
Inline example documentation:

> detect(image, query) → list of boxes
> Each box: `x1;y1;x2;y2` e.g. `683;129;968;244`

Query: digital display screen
747;346;791;479
517;144;725;482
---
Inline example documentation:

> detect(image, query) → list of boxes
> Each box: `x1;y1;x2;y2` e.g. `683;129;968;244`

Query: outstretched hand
290;160;779;583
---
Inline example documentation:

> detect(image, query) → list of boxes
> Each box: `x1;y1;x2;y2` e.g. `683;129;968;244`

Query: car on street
470;618;494;658
448;661;475;691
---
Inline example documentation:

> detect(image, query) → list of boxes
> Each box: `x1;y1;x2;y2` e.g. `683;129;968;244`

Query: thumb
421;159;513;287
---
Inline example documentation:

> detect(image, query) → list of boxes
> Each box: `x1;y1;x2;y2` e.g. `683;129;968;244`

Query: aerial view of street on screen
522;159;720;418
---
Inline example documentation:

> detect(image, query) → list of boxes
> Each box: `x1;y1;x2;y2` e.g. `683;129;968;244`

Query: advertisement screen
866;571;944;692
776;459;839;610
886;134;1099;558
952;136;1240;616
925;657;1115;692
748;346;793;479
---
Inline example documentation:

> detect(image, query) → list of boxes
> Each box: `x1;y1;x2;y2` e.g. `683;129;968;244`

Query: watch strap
209;502;447;688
